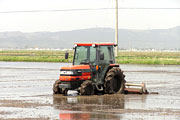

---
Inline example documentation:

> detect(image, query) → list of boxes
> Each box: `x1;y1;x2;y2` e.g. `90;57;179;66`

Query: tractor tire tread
53;80;61;94
80;80;94;95
104;67;125;94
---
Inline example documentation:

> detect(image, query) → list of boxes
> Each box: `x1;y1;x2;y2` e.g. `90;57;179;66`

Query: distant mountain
0;26;180;50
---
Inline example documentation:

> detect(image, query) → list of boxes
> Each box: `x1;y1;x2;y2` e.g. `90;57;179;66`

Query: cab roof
75;43;116;46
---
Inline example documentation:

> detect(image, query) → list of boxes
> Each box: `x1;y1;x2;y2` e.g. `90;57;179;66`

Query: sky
0;0;180;32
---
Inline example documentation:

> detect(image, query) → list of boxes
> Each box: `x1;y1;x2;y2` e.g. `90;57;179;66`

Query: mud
0;62;180;120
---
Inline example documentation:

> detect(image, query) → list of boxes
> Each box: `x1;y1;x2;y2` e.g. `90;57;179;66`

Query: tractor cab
73;43;115;66
70;43;119;85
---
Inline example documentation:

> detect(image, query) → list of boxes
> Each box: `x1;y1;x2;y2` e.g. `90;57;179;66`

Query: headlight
60;71;74;75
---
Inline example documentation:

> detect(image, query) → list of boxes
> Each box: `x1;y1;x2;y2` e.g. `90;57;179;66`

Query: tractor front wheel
53;80;62;94
104;67;125;94
80;80;94;95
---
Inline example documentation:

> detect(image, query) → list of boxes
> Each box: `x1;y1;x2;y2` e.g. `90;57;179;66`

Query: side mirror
100;53;104;60
65;51;69;59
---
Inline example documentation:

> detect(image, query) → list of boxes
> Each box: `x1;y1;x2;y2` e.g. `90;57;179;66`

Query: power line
0;8;180;13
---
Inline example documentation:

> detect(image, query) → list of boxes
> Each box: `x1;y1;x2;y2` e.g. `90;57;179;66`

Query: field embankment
0;50;180;65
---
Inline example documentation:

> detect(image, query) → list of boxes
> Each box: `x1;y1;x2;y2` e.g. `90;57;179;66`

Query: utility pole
115;0;118;56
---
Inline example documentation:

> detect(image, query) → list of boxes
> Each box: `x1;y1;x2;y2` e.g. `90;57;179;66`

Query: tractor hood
60;65;90;70
59;65;91;81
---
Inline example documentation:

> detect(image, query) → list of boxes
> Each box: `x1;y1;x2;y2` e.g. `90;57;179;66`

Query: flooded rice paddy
0;61;180;120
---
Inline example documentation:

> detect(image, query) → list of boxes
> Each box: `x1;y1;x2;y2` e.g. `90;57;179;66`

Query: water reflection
59;113;90;120
53;94;125;119
53;94;125;111
58;113;120;120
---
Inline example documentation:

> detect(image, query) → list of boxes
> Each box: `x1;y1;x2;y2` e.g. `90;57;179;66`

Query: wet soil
0;62;180;120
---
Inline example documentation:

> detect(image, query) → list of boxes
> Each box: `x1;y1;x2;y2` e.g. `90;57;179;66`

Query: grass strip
0;50;180;65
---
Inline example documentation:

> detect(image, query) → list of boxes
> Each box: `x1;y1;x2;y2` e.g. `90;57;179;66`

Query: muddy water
0;62;180;120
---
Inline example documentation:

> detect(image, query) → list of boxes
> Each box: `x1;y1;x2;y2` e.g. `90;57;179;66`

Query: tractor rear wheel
104;67;125;94
80;80;94;95
53;80;62;94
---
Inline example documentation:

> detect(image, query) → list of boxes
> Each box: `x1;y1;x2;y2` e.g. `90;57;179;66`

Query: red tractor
53;43;126;95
